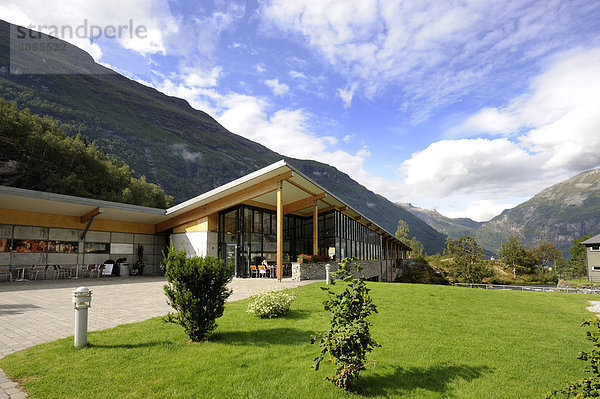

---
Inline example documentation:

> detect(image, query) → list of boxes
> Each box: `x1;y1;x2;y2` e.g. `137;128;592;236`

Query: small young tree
395;219;425;258
444;234;489;283
312;258;379;391
568;234;593;278
499;234;529;278
163;245;233;341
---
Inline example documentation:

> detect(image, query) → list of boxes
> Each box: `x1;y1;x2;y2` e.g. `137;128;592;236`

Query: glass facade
218;204;382;277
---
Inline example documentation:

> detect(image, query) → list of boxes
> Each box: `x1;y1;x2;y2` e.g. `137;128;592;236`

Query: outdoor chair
250;265;258;278
81;264;94;278
53;265;70;279
0;266;12;282
92;264;105;278
258;265;268;278
26;265;49;280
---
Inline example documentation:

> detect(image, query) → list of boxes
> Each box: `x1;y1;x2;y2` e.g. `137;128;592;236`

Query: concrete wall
292;259;382;281
0;223;168;277
171;231;218;258
588;246;600;282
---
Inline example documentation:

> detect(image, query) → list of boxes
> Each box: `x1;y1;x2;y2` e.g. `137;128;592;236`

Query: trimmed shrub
163;245;233;341
312;257;379;391
246;289;297;318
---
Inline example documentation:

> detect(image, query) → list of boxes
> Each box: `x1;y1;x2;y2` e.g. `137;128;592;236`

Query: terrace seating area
0;263;119;282
249;262;292;278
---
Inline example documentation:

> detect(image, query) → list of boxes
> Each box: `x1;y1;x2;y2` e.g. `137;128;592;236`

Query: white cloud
170;144;202;162
444;200;516;223
181;66;222;88
0;0;176;58
264;78;289;96
395;48;600;220
289;70;307;79
152;71;379;188
260;0;600;120
337;82;358;108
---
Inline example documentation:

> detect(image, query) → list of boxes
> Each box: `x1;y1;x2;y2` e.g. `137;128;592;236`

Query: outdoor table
69;264;82;279
15;265;33;282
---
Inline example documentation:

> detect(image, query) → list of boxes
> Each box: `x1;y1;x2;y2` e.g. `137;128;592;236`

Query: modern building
582;234;600;282
0;160;410;281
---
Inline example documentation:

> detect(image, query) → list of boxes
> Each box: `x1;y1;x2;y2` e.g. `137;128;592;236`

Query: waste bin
119;263;130;276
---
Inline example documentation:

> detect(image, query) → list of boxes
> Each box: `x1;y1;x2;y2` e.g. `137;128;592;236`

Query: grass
563;277;600;285
1;282;597;398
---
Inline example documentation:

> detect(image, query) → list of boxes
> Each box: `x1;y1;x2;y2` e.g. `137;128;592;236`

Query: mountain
397;203;483;239
475;168;600;255
0;20;447;254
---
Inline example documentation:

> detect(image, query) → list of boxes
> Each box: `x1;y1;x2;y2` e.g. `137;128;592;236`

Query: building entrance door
223;244;240;277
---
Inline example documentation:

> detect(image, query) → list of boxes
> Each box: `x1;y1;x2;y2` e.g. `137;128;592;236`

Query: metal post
73;286;92;348
325;263;330;285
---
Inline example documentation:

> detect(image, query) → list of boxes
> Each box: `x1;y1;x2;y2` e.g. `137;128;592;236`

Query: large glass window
218;205;385;276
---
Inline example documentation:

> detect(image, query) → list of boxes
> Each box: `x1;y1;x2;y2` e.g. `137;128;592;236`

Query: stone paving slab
0;276;316;398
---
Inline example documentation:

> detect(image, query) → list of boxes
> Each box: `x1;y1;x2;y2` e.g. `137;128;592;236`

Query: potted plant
131;244;145;276
297;254;312;263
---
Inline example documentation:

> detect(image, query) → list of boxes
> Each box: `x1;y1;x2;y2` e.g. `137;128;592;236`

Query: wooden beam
316;205;335;213
320;197;335;207
276;184;283;281
80;207;102;223
243;199;276;211
283;192;326;215
156;171;293;232
337;206;348;212
313;201;318;255
285;178;317;196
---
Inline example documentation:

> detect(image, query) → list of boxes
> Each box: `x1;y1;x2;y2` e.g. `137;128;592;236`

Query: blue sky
3;0;600;221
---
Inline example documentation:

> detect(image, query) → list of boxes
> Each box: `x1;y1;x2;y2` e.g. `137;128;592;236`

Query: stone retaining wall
292;260;382;281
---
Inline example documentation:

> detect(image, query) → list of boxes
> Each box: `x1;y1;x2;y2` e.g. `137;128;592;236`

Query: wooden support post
379;238;383;281
312;200;318;255
386;239;390;282
276;183;283;281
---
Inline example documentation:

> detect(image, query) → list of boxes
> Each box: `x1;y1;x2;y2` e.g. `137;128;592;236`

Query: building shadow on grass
357;363;492;397
88;341;173;349
211;327;312;346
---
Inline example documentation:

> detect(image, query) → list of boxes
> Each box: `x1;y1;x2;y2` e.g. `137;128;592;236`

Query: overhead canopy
0;185;165;224
159;160;410;249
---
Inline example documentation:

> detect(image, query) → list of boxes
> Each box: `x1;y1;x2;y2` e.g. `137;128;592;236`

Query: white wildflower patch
246;288;297;318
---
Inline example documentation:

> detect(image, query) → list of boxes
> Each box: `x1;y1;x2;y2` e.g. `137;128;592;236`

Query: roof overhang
0;185;166;224
0;160;412;250
581;234;600;246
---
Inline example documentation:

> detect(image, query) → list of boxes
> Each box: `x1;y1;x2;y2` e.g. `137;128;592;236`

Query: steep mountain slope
397;203;483;239
0;20;447;254
475;169;600;254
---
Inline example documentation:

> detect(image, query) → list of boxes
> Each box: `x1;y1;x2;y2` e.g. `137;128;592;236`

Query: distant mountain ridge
401;169;600;256
397;203;483;239
0;19;447;254
475;168;600;255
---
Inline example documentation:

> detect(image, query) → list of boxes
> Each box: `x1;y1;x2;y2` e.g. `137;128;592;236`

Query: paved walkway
0;276;317;398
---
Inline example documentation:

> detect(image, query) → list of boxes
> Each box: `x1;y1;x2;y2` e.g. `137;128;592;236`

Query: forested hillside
0;100;173;207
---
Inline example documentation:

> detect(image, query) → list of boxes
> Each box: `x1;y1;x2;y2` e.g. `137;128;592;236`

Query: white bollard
72;286;92;348
325;263;330;285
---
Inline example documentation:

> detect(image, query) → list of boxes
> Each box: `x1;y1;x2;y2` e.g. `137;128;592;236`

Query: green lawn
563;277;600;285
1;282;597;398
